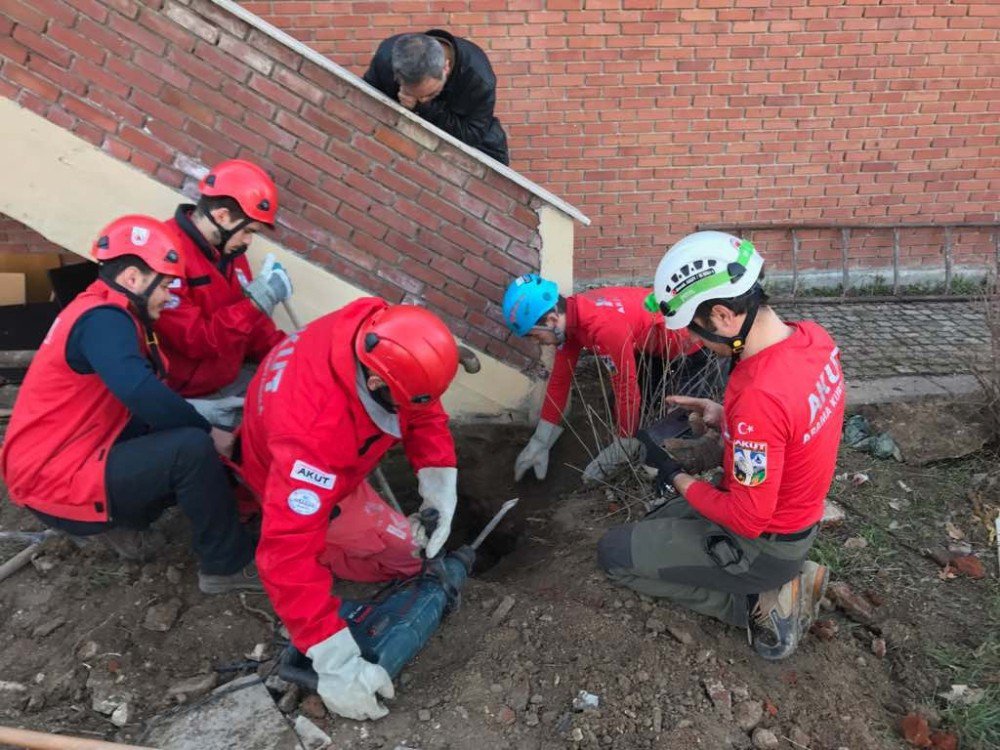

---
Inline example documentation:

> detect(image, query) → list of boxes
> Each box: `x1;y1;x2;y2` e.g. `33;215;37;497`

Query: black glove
637;429;684;495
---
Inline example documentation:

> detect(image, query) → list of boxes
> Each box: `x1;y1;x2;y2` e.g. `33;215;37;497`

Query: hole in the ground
381;420;595;574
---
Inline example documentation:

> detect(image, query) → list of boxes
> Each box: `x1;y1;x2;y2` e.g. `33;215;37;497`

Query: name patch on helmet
732;440;767;487
290;460;336;490
287;488;321;516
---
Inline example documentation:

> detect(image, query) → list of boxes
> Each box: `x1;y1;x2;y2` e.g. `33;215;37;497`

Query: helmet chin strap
687;287;763;365
97;269;167;378
204;211;251;271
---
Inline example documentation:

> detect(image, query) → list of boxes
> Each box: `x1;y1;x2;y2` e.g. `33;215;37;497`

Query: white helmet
653;231;764;330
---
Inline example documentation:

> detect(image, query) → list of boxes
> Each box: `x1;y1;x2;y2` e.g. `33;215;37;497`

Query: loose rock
32;617;66;639
299;694;327;721
752;727;779;748
572;691;599;711
277;686;300;714
872;638;887;658
497;705;516;725
652;706;662;733
417;708;431;721
734;700;764;731
644;617;666;634
165;565;182;585
491;596;517;625
827;582;875;624
167;673;217;700
702;678;732;717
143;599;183;632
666;625;693;645
110;702;133;727
293;715;331;750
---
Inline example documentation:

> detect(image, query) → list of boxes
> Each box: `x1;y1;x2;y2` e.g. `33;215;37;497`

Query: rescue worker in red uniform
157;159;291;420
501;275;713;484
1;216;259;593
238;299;461;720
597;232;844;660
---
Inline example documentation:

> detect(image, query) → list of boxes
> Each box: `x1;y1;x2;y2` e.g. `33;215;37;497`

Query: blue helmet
502;273;560;336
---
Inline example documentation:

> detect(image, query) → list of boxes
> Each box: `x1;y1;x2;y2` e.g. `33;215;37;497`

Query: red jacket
0;282;157;521
239;298;457;651
686;322;845;538
156;206;285;397
541;287;699;437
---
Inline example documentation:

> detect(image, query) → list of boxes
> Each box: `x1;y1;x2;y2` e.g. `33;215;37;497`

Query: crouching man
501;274;711;484
0;216;259;593
238;299;461;719
598;232;844;660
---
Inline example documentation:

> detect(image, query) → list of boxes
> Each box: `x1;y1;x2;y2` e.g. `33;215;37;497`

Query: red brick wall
247;0;999;281
0;0;545;368
0;215;67;255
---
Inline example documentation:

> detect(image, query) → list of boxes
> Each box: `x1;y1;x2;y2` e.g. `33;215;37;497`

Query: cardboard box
0;272;26;306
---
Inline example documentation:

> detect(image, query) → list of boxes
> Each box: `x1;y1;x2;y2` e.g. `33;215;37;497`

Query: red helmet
198;159;278;227
91;215;184;277
355;305;459;409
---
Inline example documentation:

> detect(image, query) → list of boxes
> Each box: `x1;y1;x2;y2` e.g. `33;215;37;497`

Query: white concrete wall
0;98;568;421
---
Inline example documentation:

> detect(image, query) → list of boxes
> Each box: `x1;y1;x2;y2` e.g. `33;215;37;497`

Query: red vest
156;213;284;397
0;281;160;522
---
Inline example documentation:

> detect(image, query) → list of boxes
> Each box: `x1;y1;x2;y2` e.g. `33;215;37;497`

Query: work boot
99;528;166;562
198;561;263;594
748;576;803;661
798;560;829;632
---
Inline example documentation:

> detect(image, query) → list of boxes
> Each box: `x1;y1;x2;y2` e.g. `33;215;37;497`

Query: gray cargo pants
597;497;817;628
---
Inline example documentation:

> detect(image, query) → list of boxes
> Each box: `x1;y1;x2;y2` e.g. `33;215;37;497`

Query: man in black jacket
363;30;510;165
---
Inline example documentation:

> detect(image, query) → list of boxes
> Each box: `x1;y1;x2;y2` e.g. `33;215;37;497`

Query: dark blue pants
32;427;252;575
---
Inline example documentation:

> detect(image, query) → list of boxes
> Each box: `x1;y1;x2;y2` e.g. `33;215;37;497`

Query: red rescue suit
239;298;457;652
157;206;285;397
541;287;699;437
686;322;845;538
1;282;161;521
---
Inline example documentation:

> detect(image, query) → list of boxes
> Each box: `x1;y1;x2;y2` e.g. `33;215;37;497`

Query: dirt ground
1;394;998;750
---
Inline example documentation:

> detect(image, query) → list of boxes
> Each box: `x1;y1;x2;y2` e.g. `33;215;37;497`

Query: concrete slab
143;676;301;750
846;376;950;405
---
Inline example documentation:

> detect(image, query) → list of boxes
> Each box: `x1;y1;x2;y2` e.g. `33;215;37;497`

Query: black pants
32;428;252;575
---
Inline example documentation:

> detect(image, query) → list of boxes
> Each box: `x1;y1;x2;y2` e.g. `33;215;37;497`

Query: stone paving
779;299;990;382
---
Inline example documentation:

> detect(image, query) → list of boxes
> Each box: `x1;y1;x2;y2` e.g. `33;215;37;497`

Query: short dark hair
693;284;769;324
98;254;153;279
391;34;446;85
195;194;246;221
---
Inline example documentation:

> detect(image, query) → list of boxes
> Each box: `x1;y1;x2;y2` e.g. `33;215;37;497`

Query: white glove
581;437;645;484
244;252;293;316
409;467;457;558
186;395;245;429
306;628;394;721
514;420;564;481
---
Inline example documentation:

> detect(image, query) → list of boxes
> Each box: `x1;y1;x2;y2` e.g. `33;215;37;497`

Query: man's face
146;275;175;320
116;267;174;320
399;72;447;105
212;208;265;255
222;222;263;256
525;311;563;348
